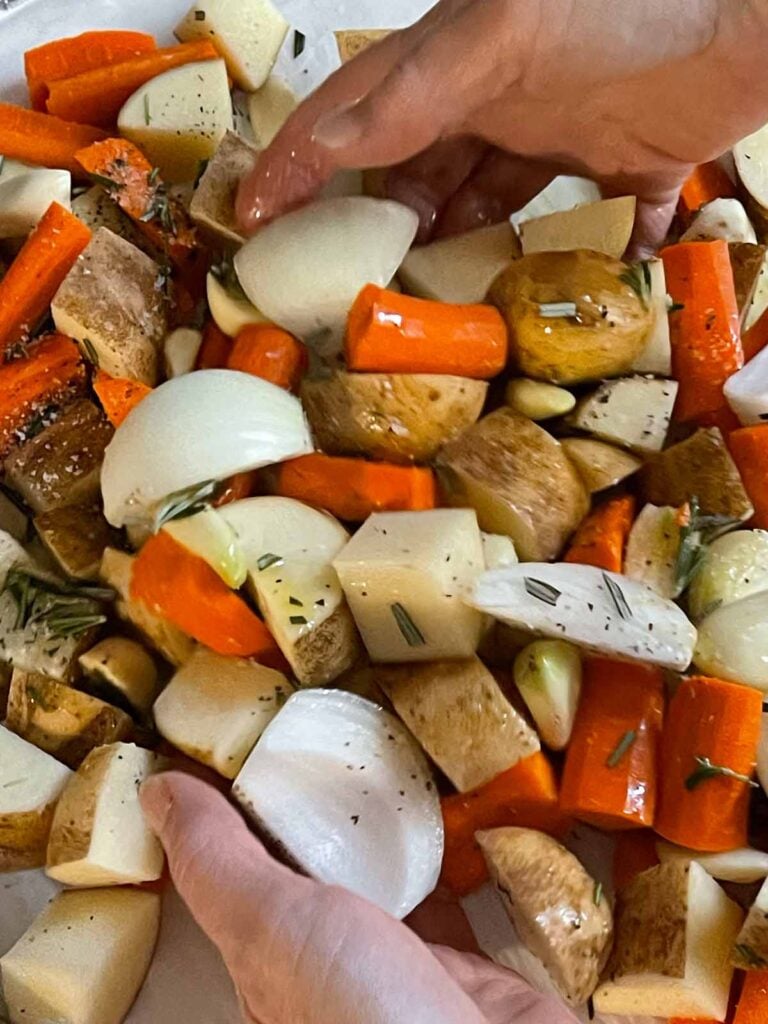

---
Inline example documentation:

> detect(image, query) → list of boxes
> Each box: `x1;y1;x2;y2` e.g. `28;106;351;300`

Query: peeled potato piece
519;196;636;259
561;437;642;494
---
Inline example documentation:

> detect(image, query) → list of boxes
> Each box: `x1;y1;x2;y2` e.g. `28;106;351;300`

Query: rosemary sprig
620;260;652;308
606;729;637;768
81;336;99;368
673;496;741;596
140;171;176;235
734;943;768;968
524;577;561;607
685;755;759;792
3;568;110;640
391;602;426;646
603;573;632;620
151;480;218;532
89;172;123;193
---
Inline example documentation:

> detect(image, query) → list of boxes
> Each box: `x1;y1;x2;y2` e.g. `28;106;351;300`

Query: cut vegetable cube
688;529;768;622
35;501;121;581
0;168;71;239
334;29;391;63
0;887;160;1024
656;841;768;884
481;532;518;569
153;648;292;778
333;510;485;663
680;197;757;244
379;657;539;792
730;242;767;327
78;636;159;716
46;742;163;886
190;130;258;244
624;503;681;599
247;76;297;147
561;437;641;494
232;689;443;918
510;175;601;232
520;196;636;259
725;341;768;425
594;861;743;1019
175;0;289;91
0;725;72;871
513;639;581;750
569;376;678;453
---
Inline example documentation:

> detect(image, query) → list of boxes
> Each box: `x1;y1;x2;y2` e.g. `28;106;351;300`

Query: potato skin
489;250;653;384
436;407;589;561
301;372;487;464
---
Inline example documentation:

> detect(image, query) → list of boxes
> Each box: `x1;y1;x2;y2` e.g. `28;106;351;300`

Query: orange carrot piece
227;325;308;392
743;305;768;363
678;161;737;219
345;284;508;378
93;370;152;427
25;31;156;111
0;104;107;175
656;674;762;852
0;333;87;458
612;830;660;891
0;203;91;357
661;241;743;423
440;752;571;896
272;453;437;521
213;471;260;508
196;320;232;370
131;531;280;661
46;40;219;127
564;495;635;572
75;138;205;283
560;658;664;831
729;426;768;528
669;1019;721;1024
734;971;768;1024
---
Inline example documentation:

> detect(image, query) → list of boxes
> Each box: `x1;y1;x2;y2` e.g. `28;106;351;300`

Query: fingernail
140;775;174;834
313;105;363;149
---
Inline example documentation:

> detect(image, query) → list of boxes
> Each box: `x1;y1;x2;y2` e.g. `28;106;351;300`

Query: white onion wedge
469;563;697;670
234;197;419;338
0;170;71;238
656;841;768;883
680;198;757;244
101;370;313;528
232;689;443;918
724;344;768;425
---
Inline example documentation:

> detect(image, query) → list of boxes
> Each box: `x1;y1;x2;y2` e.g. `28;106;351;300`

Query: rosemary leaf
257;553;283;572
524;577;561;607
391;602;426;647
620;261;652;308
603;573;632;620
193;158;209;189
593;881;603;906
293;29;306;57
152;480;218;532
606;729;637;768
143;94;151;125
89;172;122;193
685;755;759;792
81;336;99;368
673;496;741;596
734;943;768;968
289;614;308;625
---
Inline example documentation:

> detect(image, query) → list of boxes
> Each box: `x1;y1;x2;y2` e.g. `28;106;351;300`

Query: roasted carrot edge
93;370;152;427
564;495;635;572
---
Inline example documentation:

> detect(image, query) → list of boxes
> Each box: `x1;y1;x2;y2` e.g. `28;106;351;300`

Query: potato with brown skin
301;372;488;464
561;437;642;493
35;502;121;581
489;249;653;384
436;407;589;561
477;827;613;1005
190;130;259;246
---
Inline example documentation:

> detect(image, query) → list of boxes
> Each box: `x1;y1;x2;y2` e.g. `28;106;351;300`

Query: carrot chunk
730;426;768;528
734;971;768;1024
93;371;152;428
0;104;107;175
227;325;307;392
678;161;737;219
564;495;635;572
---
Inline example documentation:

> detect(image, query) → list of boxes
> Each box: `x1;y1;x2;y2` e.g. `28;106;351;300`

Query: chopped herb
293;29;306;57
274;687;288;708
148;166;160;186
143;94;151;125
81;337;99;368
685;755;759;792
734;943;768;968
151;480;218;532
288;596;303;607
0;155;4;176
593;881;603;905
194;8;206;19
289;614;308;625
210;257;249;302
620;260;653;307
2;568;109;641
538;301;578;319
140;172;176;234
391;602;426;646
606;729;637;768
193;158;209;189
673;496;741;596
257;553;283;571
603;573;632;620
89;172;122;193
668;301;685;313
524;577;561;607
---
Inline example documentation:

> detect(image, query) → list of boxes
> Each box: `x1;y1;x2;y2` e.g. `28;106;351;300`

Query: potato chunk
519;196;636;259
190;130;259;244
477;827;613;1005
248;77;298;147
34;501;120;581
333;510;485;663
52;227;167;385
436;407;589;561
0;725;72;871
300;371;488;464
732;876;768;968
594;861;743;1019
153;648;292;778
0;887;160;1024
78;637;160;716
46;742;163;886
379;657;539;791
561;437;641;494
569;376;678;453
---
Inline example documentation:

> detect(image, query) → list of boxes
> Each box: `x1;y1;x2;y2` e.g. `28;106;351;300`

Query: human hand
140;772;578;1024
237;0;768;254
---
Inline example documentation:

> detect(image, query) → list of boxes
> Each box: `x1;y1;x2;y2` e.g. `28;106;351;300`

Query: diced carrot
75;139;205;284
46;40;219;127
131;531;280;662
560;658;664;831
25;31;156;111
661;241;743;423
213;471;259;508
196;320;232;369
678;161;737;219
0;333;87;458
93;370;152;427
227;325;308;392
0;203;91;357
0;104;107;175
729;426;768;528
440;752;572;896
345;284;508;378
564;495;635;572
734;970;768;1024
656;675;762;852
272;453;437;521
742;305;768;363
612;830;660;891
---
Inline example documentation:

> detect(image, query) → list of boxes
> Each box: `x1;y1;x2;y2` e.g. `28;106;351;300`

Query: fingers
434;149;555;238
429;946;580;1024
627;185;683;259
